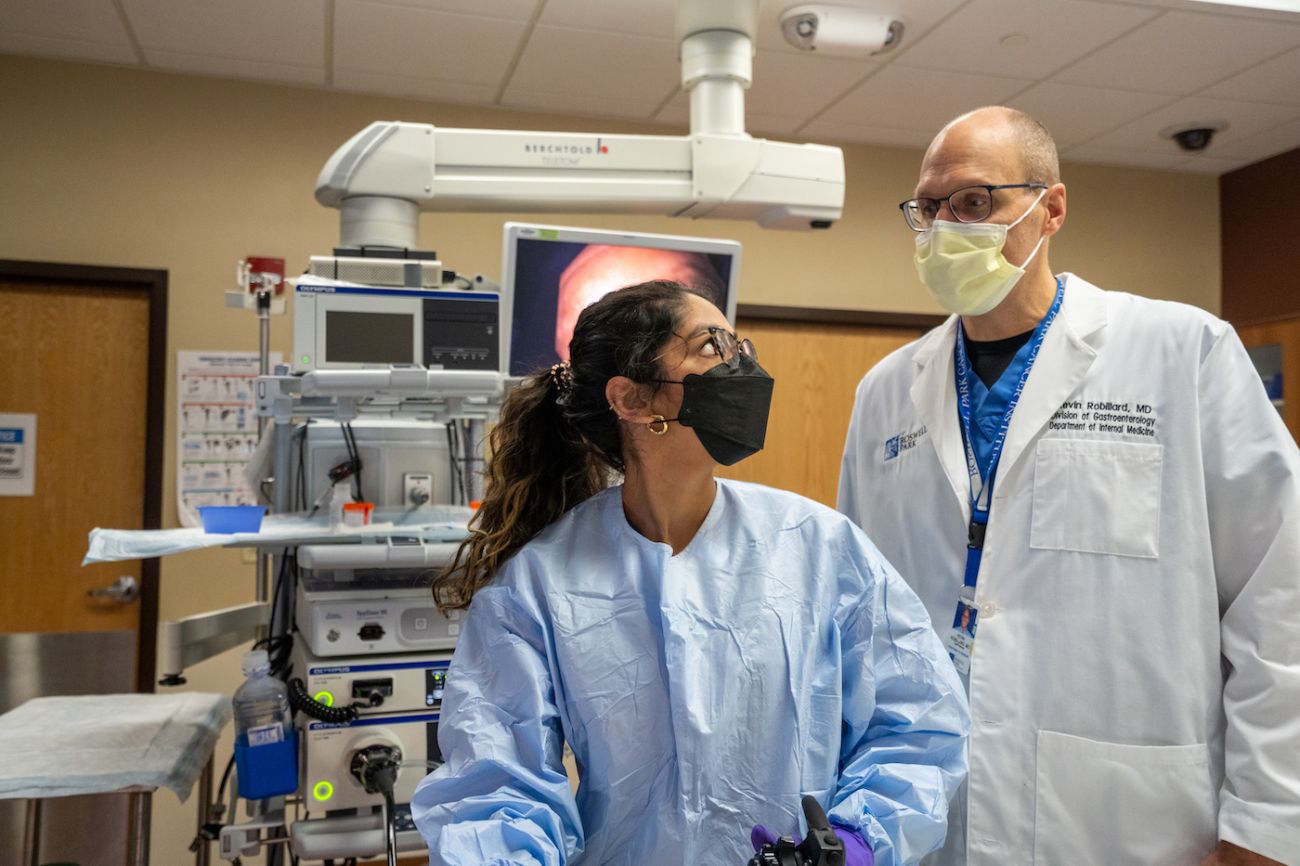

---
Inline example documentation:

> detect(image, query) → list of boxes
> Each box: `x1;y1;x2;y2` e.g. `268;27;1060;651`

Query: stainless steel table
0;690;229;866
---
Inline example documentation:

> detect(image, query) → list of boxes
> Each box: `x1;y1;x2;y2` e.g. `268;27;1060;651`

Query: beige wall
0;52;1220;861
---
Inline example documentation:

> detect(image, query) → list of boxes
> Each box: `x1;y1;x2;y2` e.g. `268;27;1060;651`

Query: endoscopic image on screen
509;239;732;376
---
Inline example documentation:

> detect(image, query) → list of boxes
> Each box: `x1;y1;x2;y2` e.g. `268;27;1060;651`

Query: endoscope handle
745;797;845;866
802;796;831;831
747;836;801;866
796;796;845;866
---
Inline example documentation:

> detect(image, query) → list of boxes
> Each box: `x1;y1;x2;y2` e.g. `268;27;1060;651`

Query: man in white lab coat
838;106;1300;866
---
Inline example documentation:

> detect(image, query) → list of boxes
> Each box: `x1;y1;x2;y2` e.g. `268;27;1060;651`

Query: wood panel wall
1236;318;1300;443
1221;146;1300;326
718;316;929;507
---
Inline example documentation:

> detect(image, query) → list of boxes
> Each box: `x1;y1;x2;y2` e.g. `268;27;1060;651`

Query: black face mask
657;354;775;466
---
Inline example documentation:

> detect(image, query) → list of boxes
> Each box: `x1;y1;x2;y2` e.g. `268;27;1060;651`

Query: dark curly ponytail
432;280;700;612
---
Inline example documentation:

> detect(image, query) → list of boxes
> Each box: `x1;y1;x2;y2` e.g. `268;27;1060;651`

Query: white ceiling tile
1213;115;1300;159
1172;152;1254;173
655;90;690;125
0;0;133;46
123;0;325;67
1055;9;1300;94
500;87;662;120
1085;95;1299;153
1008;82;1175;148
749;49;877;118
6;0;1290;178
351;0;540;21
504;25;679;103
0;32;138;65
539;0;676;40
900;0;1157;79
816;64;1030;133
755;0;969;58
143;49;325;86
333;68;498;104
1059;143;1193;171
748;113;810;136
335;1;527;85
798;118;935;149
1156;0;1300;24
1200;45;1300;106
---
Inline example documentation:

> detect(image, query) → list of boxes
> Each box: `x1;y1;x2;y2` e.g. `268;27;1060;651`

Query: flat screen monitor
501;222;742;377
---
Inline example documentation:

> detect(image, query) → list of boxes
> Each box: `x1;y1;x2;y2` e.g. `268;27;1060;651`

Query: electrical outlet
403;473;433;507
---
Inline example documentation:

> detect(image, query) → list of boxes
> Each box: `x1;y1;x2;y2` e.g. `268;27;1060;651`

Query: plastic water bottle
232;649;298;799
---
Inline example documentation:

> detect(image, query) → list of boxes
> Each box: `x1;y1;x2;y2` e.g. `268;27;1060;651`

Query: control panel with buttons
298;582;462;657
298;647;453;718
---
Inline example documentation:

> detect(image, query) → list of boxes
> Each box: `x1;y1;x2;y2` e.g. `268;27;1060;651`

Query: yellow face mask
914;188;1047;316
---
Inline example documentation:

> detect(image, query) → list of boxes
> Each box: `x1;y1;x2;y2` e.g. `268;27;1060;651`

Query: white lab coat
838;274;1300;866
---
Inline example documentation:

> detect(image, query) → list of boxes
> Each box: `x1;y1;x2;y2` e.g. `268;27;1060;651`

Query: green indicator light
539;229;559;240
313;690;334;707
313;780;334;801
301;354;311;364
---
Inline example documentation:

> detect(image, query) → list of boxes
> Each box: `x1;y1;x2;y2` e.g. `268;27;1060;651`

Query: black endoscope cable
350;745;402;866
341;422;365;502
286;676;371;724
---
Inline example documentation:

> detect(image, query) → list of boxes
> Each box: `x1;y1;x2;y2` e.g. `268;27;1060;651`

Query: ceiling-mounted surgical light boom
314;0;845;248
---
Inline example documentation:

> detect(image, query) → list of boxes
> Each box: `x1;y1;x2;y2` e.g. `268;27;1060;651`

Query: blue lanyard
955;277;1065;589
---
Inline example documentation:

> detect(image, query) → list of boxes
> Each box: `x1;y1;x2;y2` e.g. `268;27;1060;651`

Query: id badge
945;596;979;676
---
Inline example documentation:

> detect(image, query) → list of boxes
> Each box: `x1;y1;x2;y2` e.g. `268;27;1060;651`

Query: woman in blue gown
412;280;968;866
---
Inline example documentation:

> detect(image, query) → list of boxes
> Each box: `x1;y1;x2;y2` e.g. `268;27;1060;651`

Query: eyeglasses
899;183;1047;232
705;326;757;369
654;326;757;369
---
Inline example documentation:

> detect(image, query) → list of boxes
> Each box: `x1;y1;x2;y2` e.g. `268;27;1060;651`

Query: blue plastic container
233;649;298;800
234;728;299;799
198;505;266;534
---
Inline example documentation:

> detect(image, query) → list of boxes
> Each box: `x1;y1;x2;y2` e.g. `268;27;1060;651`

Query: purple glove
834;824;874;866
751;824;784;851
749;823;873;866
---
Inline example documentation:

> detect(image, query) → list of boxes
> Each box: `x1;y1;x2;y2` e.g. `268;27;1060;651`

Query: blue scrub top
963;332;1042;481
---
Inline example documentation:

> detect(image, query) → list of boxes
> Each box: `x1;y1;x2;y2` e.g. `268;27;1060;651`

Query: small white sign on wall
0;413;37;496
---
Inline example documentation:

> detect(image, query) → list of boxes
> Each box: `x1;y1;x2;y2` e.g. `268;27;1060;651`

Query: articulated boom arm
315;122;844;243
314;0;844;247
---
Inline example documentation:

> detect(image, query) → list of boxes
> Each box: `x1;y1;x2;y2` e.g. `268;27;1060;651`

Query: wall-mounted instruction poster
177;351;280;527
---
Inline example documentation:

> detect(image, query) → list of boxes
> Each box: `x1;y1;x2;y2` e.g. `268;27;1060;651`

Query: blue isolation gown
411;479;969;866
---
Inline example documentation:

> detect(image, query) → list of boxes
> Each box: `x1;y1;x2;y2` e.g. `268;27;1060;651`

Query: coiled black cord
287;676;364;723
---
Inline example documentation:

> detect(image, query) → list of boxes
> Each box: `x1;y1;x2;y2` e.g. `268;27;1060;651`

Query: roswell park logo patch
884;426;927;461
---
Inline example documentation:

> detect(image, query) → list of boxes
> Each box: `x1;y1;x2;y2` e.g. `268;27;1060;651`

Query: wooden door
0;263;166;866
1236;317;1300;443
0;280;149;636
719;313;932;506
0;262;166;673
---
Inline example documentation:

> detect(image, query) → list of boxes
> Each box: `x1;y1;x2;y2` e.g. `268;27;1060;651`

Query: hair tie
549;361;574;405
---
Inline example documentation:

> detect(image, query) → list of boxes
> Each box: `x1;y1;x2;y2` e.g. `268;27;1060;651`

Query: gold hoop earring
647;415;669;435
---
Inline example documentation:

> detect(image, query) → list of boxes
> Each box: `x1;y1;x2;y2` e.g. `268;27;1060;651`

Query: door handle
88;575;140;605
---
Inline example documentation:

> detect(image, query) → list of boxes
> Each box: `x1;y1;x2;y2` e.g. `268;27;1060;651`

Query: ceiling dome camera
1175;128;1215;150
779;5;903;57
1160;122;1227;152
